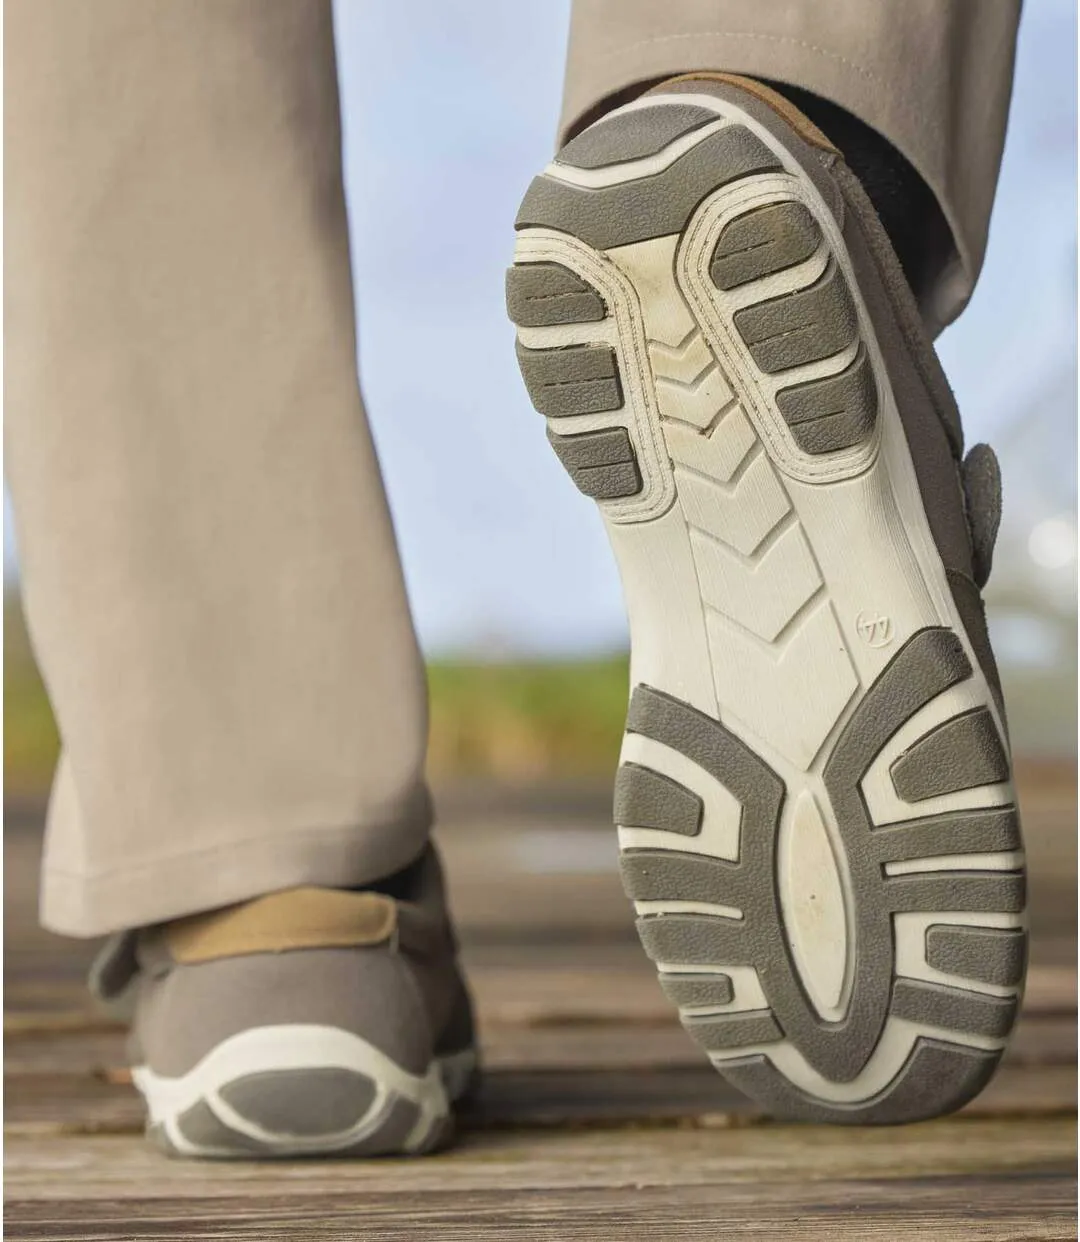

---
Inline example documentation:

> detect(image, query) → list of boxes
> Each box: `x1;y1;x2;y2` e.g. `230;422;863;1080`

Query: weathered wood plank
5;1175;1076;1241
5;1118;1074;1199
6;955;1076;1032
6;1010;1075;1082
5;1058;1075;1142
465;1062;1078;1128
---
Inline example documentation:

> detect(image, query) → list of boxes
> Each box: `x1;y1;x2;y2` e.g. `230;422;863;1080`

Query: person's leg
7;0;476;1159
508;8;1024;1124
6;0;430;938
559;0;1022;336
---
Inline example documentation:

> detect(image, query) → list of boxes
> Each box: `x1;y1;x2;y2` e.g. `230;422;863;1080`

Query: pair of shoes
94;846;477;1158
107;74;1025;1153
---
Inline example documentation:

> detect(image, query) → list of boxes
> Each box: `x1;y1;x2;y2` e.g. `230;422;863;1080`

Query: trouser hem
40;813;432;938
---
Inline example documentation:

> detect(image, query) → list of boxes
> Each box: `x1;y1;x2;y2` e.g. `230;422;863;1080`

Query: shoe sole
509;92;1026;1124
133;1025;477;1158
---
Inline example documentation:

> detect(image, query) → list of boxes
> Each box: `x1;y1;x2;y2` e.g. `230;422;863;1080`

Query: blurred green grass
4;598;628;799
5;601;61;800
427;655;627;780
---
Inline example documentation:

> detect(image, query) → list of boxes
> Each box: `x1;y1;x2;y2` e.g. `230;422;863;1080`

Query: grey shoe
508;74;1025;1124
92;846;477;1157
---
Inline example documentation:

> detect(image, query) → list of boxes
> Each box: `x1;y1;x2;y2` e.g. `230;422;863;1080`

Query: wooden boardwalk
5;766;1077;1240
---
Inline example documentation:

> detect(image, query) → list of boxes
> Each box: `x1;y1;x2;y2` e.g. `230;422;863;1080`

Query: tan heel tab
164;887;397;964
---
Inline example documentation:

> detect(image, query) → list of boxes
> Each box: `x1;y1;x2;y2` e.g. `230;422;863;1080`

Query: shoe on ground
92;846;477;1157
508;73;1025;1124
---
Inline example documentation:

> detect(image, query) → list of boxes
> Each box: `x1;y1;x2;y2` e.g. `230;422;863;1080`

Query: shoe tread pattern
509;95;1023;1123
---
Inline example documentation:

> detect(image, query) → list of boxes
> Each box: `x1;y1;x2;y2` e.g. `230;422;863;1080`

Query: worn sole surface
133;1025;477;1158
509;92;1026;1124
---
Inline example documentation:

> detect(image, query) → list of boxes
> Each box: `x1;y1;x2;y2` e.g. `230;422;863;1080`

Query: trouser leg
561;0;1022;332
5;0;430;936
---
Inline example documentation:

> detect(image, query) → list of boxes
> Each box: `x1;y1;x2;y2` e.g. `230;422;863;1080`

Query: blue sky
6;1;1076;658
335;0;1077;655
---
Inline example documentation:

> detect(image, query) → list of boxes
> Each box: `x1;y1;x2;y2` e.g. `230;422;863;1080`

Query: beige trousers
6;0;1020;936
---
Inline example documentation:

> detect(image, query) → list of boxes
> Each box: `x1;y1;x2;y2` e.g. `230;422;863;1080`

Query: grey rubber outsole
148;1050;477;1160
621;633;1023;1116
509;94;1025;1124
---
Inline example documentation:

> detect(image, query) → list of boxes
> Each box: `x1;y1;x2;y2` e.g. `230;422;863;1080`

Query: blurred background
3;7;1076;1206
4;0;1076;798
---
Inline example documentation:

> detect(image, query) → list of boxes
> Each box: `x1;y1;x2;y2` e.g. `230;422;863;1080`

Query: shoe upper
91;845;475;1081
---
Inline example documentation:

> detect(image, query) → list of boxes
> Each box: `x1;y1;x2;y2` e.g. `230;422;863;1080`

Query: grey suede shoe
508;74;1025;1124
92;847;477;1158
